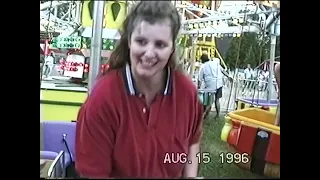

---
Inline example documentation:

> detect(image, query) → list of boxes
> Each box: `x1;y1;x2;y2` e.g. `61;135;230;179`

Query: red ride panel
265;133;280;164
236;125;257;155
227;120;240;146
227;128;239;146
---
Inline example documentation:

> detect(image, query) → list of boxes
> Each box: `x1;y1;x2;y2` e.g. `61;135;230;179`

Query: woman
75;2;204;178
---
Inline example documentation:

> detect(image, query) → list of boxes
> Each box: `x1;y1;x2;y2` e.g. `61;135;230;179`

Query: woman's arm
184;93;204;178
75;82;118;178
184;142;201;177
198;66;204;88
219;65;232;82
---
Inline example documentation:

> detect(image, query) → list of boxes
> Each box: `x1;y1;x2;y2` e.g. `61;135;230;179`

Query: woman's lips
140;60;157;68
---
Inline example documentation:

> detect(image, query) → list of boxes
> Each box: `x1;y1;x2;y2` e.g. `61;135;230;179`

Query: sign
81;1;127;29
63;54;85;79
105;1;126;29
50;36;117;50
50;37;82;49
82;37;116;50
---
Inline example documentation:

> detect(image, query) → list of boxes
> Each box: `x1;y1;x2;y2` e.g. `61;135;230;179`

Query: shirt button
142;108;146;113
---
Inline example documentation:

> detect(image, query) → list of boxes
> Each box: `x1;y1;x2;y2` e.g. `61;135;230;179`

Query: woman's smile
139;59;158;69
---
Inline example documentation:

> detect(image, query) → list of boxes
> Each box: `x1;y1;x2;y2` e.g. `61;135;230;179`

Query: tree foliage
225;33;280;69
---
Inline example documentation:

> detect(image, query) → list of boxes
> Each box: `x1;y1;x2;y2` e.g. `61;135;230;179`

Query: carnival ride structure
40;1;125;121
218;1;280;178
40;0;280;178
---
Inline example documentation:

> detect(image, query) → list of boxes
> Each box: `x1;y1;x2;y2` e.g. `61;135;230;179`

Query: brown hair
103;1;181;75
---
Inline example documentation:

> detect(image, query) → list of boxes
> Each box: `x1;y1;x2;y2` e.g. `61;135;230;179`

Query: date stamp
219;152;250;164
163;152;212;164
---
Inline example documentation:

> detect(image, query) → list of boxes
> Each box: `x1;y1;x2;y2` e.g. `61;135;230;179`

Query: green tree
253;34;270;66
224;37;240;69
244;46;256;66
225;32;271;69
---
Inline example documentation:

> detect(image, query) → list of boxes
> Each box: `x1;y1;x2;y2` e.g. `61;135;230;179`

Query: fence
211;76;278;113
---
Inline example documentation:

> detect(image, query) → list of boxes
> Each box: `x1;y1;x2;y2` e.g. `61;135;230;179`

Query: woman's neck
133;69;167;96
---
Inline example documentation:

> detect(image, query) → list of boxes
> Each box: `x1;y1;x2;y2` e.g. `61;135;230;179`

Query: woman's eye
136;39;146;45
156;42;166;48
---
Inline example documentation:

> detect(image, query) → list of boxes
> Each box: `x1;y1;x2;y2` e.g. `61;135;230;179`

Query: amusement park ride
40;0;280;178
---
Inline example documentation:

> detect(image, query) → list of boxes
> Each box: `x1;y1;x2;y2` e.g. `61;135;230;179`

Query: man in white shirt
244;64;253;80
198;54;231;119
242;64;253;93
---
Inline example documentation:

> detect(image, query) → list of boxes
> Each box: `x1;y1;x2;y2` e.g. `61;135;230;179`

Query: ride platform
236;98;279;114
221;108;280;178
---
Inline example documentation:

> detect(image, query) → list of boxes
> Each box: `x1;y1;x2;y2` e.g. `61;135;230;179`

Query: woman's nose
144;46;156;58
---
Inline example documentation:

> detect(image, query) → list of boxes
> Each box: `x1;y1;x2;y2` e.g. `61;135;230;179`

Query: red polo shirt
75;64;204;178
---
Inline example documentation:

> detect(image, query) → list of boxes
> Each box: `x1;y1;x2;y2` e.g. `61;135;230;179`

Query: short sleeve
75;81;117;178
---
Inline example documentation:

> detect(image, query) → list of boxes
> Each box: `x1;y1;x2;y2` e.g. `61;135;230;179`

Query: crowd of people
241;64;277;92
197;57;280;126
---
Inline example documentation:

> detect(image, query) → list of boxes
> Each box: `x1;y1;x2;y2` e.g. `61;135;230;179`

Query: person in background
257;70;266;91
263;70;270;91
40;55;44;80
274;63;280;126
43;52;55;77
198;55;231;119
75;2;204;178
242;64;253;94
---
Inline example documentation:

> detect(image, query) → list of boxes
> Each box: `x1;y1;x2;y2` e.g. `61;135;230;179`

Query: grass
198;113;264;179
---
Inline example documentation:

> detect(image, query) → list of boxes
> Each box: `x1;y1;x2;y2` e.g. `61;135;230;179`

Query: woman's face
129;19;173;78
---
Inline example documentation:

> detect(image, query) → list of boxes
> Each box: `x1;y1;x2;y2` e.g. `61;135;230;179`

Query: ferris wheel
40;0;279;37
40;0;279;80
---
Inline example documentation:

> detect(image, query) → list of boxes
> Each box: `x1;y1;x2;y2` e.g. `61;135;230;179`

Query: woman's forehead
132;20;172;41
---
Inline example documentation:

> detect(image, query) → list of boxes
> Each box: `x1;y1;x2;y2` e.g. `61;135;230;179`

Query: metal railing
206;76;278;113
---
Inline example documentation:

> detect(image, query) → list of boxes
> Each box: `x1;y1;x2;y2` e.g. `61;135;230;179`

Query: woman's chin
136;68;156;78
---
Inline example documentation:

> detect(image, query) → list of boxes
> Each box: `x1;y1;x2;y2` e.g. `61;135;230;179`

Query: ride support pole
88;1;105;94
189;36;197;78
267;29;276;102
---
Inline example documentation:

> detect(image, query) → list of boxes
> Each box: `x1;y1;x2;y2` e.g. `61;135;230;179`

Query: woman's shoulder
89;69;123;103
173;70;198;96
96;69;120;83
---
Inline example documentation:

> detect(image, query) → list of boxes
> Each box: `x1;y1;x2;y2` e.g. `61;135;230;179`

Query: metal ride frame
40;1;279;96
40;1;279;41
